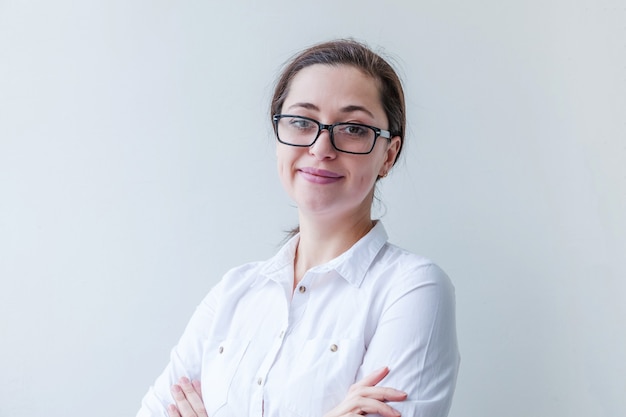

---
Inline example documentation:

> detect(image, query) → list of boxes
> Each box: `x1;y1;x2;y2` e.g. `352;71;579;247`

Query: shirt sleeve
136;281;222;417
358;263;460;417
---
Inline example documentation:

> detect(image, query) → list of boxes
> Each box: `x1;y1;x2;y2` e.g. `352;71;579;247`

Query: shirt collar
258;221;389;288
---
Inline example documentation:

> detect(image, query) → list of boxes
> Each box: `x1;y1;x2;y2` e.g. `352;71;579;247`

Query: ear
379;136;401;177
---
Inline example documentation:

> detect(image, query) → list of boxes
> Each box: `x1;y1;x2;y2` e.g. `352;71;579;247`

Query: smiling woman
275;64;400;236
137;39;460;417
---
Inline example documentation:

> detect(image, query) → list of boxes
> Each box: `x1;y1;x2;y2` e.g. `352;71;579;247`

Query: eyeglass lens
276;116;376;154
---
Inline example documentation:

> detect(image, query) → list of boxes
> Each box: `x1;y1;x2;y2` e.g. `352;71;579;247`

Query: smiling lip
298;167;343;184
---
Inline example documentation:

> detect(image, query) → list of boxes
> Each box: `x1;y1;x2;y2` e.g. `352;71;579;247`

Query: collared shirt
137;222;459;417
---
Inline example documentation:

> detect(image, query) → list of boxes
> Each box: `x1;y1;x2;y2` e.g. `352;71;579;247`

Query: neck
293;209;374;287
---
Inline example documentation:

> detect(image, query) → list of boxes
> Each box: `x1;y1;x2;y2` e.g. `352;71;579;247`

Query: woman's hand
167;377;208;417
324;367;408;417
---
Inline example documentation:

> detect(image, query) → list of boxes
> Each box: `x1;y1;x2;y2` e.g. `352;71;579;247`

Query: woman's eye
342;125;369;137
289;118;314;130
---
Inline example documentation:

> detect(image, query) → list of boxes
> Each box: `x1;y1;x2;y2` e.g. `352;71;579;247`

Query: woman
138;39;459;417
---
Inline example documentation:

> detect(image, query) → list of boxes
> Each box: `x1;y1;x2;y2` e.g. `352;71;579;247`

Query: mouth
298;167;343;184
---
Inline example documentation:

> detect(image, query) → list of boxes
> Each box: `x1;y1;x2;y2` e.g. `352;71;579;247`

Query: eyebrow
286;102;375;119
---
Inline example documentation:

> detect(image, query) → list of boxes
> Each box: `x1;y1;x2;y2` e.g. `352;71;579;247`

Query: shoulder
376;242;452;286
218;260;270;289
363;242;455;308
196;259;275;311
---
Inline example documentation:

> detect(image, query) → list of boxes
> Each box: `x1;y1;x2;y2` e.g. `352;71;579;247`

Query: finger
191;380;203;400
327;388;406;417
179;378;208;417
171;384;196;417
356;386;408;402
355;397;402;417
353;366;390;387
167;404;181;417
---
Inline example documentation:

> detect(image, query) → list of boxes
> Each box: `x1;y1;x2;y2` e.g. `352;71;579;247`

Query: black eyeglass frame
272;114;393;155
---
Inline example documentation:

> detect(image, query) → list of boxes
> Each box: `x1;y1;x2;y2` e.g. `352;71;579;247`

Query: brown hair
270;39;406;165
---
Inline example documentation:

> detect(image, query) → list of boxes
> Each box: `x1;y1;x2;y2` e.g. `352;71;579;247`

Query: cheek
276;157;288;186
276;146;296;191
353;158;385;192
277;144;292;163
354;167;379;194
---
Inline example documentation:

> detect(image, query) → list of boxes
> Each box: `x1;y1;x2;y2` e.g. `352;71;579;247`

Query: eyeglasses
272;114;392;155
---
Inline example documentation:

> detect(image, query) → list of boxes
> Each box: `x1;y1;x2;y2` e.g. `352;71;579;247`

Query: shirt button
330;344;338;352
218;346;224;354
279;330;285;338
257;377;263;385
298;285;306;293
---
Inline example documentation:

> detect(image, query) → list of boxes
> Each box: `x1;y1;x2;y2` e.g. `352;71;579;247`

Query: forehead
283;64;385;119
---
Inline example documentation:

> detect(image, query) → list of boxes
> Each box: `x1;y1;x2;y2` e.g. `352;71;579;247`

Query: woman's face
276;64;401;221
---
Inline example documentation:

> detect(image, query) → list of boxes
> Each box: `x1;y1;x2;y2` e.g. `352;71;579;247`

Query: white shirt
137;222;459;417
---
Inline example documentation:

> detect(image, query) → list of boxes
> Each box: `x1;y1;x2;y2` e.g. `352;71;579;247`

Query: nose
309;128;337;159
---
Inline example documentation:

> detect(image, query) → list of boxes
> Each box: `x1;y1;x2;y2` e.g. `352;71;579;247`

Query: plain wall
1;1;624;416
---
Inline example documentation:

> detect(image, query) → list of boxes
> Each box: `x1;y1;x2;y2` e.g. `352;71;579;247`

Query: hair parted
270;39;406;165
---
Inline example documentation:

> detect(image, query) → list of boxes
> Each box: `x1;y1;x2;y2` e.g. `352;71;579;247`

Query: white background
1;1;624;416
